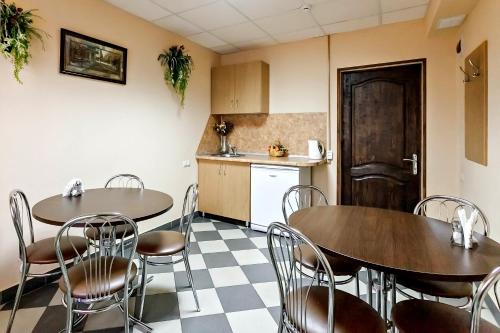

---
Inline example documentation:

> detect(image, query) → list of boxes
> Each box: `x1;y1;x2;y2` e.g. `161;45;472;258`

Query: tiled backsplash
197;113;327;156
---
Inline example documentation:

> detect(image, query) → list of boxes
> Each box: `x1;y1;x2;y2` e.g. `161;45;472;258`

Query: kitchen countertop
196;153;326;167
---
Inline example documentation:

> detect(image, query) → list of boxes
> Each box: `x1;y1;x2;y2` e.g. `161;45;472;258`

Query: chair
105;174;144;189
396;195;490;305
136;183;200;318
87;174;144;253
282;185;361;296
56;213;139;333
6;190;87;333
267;222;386;333
392;266;500;333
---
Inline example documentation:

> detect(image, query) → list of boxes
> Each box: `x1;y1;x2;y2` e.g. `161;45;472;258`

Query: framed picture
60;29;127;84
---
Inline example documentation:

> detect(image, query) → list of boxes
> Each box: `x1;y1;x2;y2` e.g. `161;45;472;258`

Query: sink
210;153;246;158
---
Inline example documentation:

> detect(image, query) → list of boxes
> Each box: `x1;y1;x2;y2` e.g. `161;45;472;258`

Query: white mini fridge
250;164;311;232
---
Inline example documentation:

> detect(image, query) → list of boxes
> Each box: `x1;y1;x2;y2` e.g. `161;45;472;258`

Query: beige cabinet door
198;160;223;215
221;162;250;221
234;61;269;114
211;65;235;114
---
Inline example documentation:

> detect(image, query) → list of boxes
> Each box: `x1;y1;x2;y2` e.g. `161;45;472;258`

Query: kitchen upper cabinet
198;160;250;221
211;61;269;115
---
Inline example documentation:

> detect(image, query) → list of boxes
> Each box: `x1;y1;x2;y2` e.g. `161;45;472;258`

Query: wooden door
221;162;250;221
234;61;269;114
339;62;424;212
212;65;235;114
198;160;223;215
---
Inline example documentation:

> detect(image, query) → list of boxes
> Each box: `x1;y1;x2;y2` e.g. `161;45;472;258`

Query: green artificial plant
158;45;194;107
0;0;47;83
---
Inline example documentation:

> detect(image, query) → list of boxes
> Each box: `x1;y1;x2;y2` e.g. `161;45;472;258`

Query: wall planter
0;0;47;83
158;45;193;107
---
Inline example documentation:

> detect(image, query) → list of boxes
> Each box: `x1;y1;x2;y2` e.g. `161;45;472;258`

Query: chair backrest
178;184;199;247
471;266;500;333
282;185;329;224
9;190;35;260
413;195;489;236
104;174;144;189
267;222;335;333
55;213;138;301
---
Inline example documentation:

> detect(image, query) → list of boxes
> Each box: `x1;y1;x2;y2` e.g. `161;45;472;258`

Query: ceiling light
437;14;466;29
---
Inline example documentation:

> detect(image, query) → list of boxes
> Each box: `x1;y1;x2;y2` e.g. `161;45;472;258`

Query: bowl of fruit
268;141;288;157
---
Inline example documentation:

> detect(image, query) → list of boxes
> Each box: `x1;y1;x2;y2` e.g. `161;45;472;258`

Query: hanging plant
158;45;194;107
0;0;47;83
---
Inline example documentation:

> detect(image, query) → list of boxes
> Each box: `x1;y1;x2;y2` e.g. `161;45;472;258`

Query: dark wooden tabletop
289;205;500;281
32;188;174;226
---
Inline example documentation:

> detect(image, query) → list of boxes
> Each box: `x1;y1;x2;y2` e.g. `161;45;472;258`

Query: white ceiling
105;0;430;54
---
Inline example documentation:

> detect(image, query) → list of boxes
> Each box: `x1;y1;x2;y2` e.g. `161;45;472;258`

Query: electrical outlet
326;150;333;161
182;160;191;168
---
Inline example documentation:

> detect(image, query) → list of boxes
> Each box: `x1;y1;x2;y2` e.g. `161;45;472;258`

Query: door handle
402;153;418;175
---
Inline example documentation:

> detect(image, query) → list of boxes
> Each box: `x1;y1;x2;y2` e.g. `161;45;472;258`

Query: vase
219;135;229;154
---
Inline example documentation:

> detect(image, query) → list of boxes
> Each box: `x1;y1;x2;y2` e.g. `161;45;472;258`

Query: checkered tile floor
1;217;498;332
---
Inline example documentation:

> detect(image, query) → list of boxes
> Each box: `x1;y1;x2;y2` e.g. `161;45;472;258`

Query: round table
289;205;500;282
32;188;174;226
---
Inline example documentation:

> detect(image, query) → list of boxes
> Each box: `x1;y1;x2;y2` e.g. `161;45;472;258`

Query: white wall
0;0;219;289
458;0;500;241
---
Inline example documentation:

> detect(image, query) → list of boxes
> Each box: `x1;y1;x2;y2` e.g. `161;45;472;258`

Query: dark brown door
340;62;424;212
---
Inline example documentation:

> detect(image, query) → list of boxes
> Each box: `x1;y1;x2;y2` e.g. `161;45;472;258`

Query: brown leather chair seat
287;286;386;333
26;236;87;264
86;224;135;241
396;276;473;298
136;231;185;256
59;257;137;299
294;244;361;276
392;299;500;333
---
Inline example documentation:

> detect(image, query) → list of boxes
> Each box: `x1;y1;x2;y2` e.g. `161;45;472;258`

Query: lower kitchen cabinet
198;159;250;222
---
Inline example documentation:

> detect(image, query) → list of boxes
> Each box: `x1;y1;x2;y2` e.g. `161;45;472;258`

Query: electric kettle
308;140;324;160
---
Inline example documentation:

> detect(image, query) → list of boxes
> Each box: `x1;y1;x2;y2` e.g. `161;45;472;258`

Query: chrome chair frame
56;213;139;333
7;190;69;333
267;222;335;333
395;195;490;305
136;184;200;319
471;267;500;333
93;174;144;256
282;185;360;295
104;174;145;189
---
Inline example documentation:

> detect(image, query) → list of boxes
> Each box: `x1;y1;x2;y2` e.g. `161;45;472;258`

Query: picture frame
60;29;127;84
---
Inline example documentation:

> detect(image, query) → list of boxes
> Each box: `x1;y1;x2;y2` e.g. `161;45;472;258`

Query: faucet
230;145;237;156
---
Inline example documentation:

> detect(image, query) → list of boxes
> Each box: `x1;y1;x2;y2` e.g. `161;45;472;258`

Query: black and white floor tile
0;217;498;332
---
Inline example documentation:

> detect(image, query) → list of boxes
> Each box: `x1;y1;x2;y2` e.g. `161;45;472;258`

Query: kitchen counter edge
196;154;326;167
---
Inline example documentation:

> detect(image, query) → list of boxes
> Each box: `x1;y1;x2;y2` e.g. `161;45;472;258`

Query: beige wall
222;20;461;205
221;37;329;114
0;0;218;289
328;20;460;203
458;0;500;241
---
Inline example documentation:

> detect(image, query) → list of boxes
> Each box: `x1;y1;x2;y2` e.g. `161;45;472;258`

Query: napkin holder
451;207;478;249
63;178;85;197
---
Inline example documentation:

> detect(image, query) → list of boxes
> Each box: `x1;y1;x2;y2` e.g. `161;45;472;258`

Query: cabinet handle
235;99;239;109
218;164;221;175
223;164;227;176
230;99;234;109
269;174;277;178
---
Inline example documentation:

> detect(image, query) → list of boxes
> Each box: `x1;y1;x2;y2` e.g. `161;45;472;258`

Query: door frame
336;59;427;205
